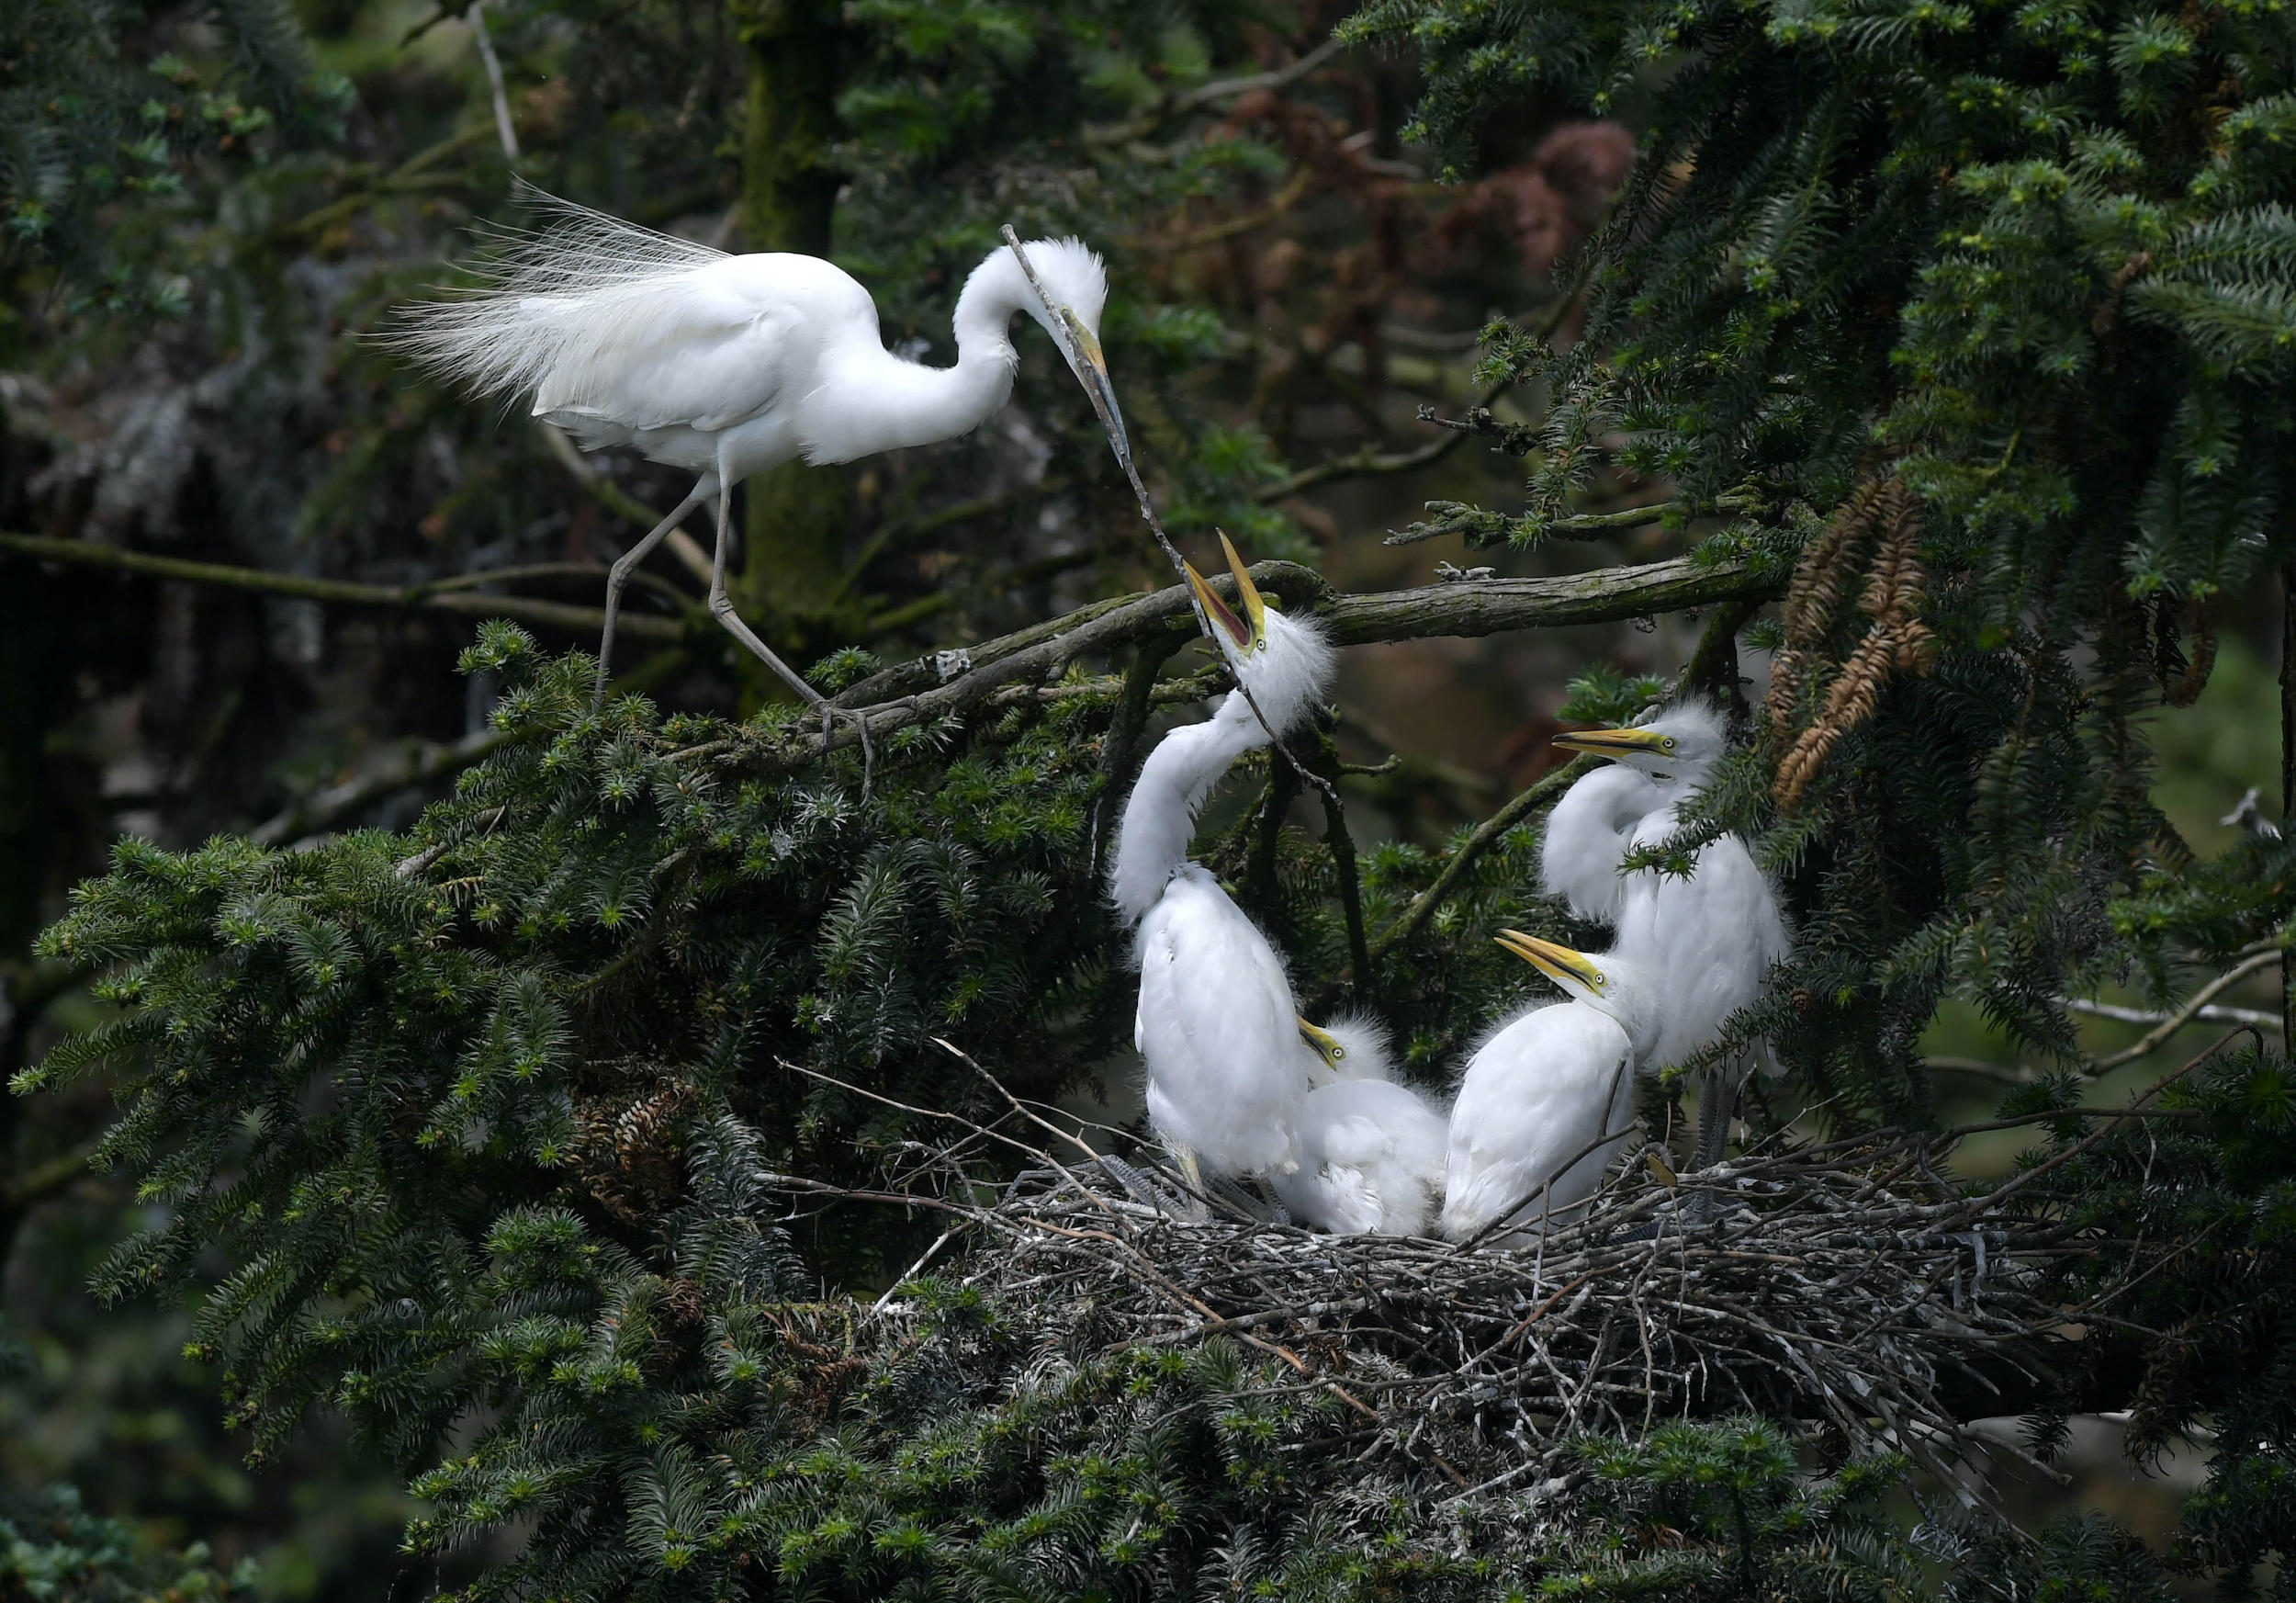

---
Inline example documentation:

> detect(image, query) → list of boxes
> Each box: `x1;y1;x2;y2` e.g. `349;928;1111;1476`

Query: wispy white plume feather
377;182;730;407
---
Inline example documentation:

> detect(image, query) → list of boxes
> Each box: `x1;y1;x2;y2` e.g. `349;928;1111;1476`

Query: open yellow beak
1494;929;1608;997
1551;725;1675;761
1297;1016;1344;1067
1184;530;1268;657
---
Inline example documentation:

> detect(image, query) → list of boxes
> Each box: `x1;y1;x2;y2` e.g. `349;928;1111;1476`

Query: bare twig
254;728;511;848
1383;498;1689;548
2086;950;2280;1073
1;1139;102;1215
825;555;1781;736
533;421;715;585
2064;993;2278;1033
1364;757;1593;965
468;0;522;163
1083;37;1347;146
0;532;688;641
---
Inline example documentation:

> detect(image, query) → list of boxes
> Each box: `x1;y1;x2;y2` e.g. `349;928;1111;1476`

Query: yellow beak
1184;530;1268;657
1219;531;1267;652
1297;1016;1344;1067
1494;929;1607;996
1551;725;1675;761
1061;311;1131;467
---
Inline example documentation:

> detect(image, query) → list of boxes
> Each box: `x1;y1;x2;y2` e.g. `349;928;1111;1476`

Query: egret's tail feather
377;182;726;403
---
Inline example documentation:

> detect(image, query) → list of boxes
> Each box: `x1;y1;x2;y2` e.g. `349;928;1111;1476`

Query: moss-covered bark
728;0;848;700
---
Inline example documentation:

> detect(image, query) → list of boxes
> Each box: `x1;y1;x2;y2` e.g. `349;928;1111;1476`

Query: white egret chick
1109;536;1336;1188
1546;703;1791;1169
1295;1013;1396;1087
1277;1019;1448;1236
1539;701;1730;925
1441;931;1661;1242
386;190;1122;706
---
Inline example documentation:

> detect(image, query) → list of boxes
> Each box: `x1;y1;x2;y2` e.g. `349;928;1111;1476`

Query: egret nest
771;1075;2101;1509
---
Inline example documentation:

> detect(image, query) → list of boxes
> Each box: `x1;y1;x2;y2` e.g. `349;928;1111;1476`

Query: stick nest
934;1131;2075;1502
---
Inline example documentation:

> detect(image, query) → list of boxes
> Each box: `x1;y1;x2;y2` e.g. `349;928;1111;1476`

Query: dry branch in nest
760;1053;2183;1514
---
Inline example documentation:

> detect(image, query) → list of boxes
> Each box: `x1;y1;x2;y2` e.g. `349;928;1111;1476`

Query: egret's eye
1661;737;1678;751
1332;1044;1345;1060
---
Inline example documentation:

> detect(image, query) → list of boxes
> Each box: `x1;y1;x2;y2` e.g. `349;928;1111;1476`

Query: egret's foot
1207;1173;1288;1225
1095;1153;1159;1207
813;696;928;800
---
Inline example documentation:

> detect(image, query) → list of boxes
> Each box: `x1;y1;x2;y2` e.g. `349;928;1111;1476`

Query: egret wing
1316;1112;1397;1172
529;256;875;435
1132;870;1303;1175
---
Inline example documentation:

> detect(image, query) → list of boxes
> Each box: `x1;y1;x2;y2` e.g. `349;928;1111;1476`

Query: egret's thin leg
1694;1065;1735;1173
595;484;708;704
704;484;831;707
1688;1056;1742;1225
701;486;884;789
1174;1147;1205;1199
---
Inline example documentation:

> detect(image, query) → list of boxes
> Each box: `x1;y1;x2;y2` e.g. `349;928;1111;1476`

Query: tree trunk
729;0;846;697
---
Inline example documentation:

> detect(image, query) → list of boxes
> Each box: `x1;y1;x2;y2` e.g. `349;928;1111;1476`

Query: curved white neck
801;250;1044;464
1106;612;1336;926
1107;694;1269;928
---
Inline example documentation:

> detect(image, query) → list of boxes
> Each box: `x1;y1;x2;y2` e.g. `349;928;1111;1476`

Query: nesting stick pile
970;1142;2080;1496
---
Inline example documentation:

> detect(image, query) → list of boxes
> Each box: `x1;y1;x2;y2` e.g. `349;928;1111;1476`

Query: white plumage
1109;542;1336;1184
384;188;1120;703
1441;935;1663;1241
1106;594;1337;928
1131;864;1309;1178
1539;699;1729;925
1613;827;1792;1074
1540;700;1791;1168
1277;1016;1448;1236
1300;1011;1397;1088
1442;1003;1637;1238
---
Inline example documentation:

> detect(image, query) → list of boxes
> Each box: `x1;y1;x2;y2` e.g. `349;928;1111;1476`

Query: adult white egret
385;190;1122;706
1544;703;1791;1170
1109;536;1335;1188
1440;931;1660;1241
1277;1017;1448;1236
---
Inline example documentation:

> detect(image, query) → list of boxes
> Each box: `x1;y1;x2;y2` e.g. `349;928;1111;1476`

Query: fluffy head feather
1305;1011;1396;1085
1008;237;1109;339
1224;605;1336;739
1625;696;1731;785
1105;605;1337;928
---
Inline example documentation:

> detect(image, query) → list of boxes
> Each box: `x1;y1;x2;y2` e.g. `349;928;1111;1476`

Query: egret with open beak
1107;536;1338;1190
1183;531;1269;662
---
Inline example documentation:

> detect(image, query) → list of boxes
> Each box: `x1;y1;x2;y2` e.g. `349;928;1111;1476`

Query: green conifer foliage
1345;0;2296;1115
6;615;1590;1598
